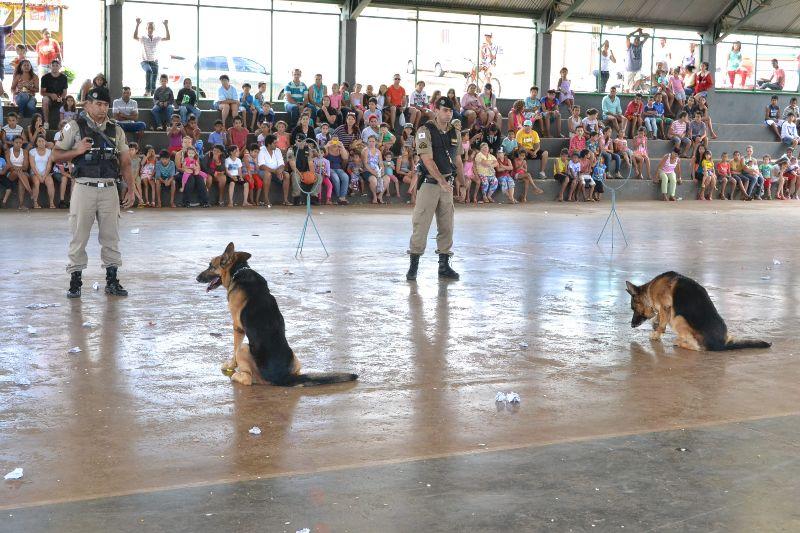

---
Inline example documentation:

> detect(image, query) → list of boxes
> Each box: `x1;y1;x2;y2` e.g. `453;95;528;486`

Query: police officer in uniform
53;86;135;298
406;97;463;281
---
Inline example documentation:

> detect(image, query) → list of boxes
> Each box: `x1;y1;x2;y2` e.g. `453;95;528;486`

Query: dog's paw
231;371;253;386
649;331;662;341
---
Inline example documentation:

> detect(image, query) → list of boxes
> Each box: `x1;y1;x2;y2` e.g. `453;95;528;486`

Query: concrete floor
1;202;798;532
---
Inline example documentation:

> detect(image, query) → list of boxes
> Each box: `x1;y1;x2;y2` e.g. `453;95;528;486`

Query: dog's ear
235;251;252;263
222;242;235;265
625;281;639;296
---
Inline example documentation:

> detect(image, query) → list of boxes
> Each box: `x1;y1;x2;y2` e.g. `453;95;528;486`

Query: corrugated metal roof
370;0;800;36
371;0;550;17
571;0;728;31
738;0;800;34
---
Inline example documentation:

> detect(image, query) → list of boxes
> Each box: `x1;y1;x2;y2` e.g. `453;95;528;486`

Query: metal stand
295;190;329;258
596;161;632;251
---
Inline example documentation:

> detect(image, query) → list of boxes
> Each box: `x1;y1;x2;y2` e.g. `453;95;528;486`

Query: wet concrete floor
0;202;798;531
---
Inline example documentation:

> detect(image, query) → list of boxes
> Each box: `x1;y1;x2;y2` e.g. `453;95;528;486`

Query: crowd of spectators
3;40;800;209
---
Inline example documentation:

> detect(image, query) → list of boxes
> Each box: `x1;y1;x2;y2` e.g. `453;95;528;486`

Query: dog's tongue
206;276;220;292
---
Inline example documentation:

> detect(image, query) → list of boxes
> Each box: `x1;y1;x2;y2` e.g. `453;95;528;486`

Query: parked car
161;54;272;98
3;51;39;76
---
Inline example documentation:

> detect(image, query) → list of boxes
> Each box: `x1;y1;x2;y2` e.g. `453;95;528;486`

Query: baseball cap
403;123;414;129
523;119;532;127
435;96;454;110
85;86;111;104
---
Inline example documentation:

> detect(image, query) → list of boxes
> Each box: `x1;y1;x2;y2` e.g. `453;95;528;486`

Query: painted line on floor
2;409;798;512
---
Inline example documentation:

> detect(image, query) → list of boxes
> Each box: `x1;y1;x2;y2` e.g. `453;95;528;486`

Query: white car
161;54;272;98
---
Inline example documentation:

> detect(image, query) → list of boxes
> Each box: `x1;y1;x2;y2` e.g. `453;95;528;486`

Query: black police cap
435;96;454;110
86;87;111;104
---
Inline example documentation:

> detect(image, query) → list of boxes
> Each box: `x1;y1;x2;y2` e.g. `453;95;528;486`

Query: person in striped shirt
284;69;309;128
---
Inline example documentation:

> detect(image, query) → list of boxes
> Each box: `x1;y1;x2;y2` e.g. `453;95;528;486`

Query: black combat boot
67;271;82;299
406;254;421;281
438;254;459;280
105;267;128;296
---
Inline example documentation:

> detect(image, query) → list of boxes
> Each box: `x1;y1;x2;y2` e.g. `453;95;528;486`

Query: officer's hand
77;137;93;154
122;188;136;209
440;181;453;193
135;17;142;24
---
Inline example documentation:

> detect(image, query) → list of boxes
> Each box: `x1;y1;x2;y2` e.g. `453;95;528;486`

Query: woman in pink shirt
460;83;481;128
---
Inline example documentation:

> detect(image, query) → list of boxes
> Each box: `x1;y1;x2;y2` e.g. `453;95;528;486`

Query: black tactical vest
72;117;121;179
418;122;459;179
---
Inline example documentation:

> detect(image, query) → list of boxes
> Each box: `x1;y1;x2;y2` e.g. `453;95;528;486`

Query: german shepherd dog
196;242;358;386
626;271;771;351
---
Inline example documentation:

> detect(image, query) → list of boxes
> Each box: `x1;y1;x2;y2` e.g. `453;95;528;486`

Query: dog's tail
713;338;772;351
286;372;358;386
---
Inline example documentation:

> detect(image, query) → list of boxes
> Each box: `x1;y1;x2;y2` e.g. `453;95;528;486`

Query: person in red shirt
35;28;62;77
385;74;408;130
694;61;713;98
227;115;249;152
624;93;644;138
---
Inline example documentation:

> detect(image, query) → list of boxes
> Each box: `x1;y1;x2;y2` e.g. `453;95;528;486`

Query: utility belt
421;175;453;186
76;178;118;188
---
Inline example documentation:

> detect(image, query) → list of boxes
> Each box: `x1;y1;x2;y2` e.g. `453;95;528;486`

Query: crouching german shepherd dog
197;242;358;386
626;271;771;352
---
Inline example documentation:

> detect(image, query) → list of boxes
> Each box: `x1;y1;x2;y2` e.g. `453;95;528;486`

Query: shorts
553;172;570;184
244;174;263;190
226;175;245;185
524;150;545;160
498;175;515;191
594;180;605;193
782;136;798;146
0;175;12;188
765;119;783;127
674;90;686;101
625;114;639;122
580;174;595;187
784;172;797;182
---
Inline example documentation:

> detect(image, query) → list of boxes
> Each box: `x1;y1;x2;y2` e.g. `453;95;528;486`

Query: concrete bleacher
0;90;795;208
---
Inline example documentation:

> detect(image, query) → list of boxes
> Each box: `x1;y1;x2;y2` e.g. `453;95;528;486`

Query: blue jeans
15;92;36;118
285;103;300;127
601;152;621;175
151;104;174;128
179;104;201;124
330;168;349;198
746;174;764;197
141;60;158;93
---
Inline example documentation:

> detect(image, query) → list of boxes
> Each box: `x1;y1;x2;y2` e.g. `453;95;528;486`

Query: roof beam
706;0;772;44
540;0;586;33
341;0;372;20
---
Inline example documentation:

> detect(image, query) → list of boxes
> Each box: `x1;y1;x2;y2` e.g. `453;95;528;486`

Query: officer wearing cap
406;96;463;281
53;86;134;298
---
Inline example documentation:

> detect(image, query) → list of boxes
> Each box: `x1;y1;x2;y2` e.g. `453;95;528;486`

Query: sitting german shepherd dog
626;271;771;351
197;242;358;386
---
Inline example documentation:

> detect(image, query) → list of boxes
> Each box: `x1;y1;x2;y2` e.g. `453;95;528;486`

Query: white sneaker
538;171;546;179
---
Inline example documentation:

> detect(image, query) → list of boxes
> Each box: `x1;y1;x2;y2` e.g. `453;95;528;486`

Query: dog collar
231;264;251;280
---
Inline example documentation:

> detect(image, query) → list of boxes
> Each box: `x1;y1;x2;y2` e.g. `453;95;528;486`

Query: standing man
284;69;309;128
0;7;24;98
40;59;68;129
406;97;463;282
52;87;134;299
35;28;62;77
112;86;146;142
133;18;170;97
625;28;649;92
479;32;498;84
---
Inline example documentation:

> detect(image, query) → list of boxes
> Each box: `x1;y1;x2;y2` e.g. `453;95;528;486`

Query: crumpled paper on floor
248;426;261;435
93;282;100;291
130;228;140;234
67;346;82;354
495;391;521;404
4;468;23;480
27;325;37;335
